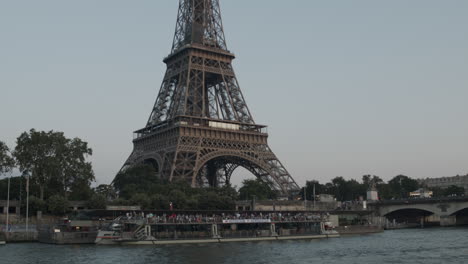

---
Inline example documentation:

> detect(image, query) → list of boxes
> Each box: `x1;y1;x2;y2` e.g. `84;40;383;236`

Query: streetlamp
24;173;30;239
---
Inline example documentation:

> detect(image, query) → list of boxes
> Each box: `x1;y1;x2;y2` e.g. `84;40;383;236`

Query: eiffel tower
122;0;300;196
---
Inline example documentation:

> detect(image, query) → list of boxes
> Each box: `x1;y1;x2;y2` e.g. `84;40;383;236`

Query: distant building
418;174;468;194
0;200;21;216
409;189;433;198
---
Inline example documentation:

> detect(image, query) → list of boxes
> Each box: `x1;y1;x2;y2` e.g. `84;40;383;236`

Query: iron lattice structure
122;0;300;196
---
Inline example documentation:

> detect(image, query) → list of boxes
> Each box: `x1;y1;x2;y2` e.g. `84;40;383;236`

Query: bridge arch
449;207;468;216
380;205;438;217
383;207;437;225
383;207;437;217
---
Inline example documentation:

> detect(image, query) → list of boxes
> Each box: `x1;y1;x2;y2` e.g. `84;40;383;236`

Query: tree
319;177;368;201
95;184;117;200
444;185;465;197
130;193;151;209
212;185;238;201
113;165;159;199
238;179;277;200
376;184;393;200
198;192;235;210
86;194;107;209
0;176;25;200
68;179;94;200
13;129;94;200
347;179;366;200
168;190;188;209
362;175;384;190
0;141;15;174
388;175;419;199
47;195;70;215
299;180;326;200
25;196;46;216
151;194;170;210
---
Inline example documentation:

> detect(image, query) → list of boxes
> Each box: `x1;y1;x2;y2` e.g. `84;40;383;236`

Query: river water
2;227;468;264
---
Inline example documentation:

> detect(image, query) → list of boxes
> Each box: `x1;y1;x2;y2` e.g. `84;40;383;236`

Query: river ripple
2;227;468;264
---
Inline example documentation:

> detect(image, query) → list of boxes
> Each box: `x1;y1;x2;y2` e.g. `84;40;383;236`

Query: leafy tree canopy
95;184;117;200
443;185;465;197
47;195;70;215
388;175;419;199
113;165;159;199
0;141;15;174
13;129;94;200
238;179;277;200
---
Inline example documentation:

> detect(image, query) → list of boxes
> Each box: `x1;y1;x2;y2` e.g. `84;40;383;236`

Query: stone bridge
369;197;468;227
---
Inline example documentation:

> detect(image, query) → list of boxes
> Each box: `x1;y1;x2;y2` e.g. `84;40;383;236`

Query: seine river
2;228;468;264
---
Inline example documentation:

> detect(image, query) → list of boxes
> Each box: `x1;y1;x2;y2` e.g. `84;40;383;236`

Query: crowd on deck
120;212;329;224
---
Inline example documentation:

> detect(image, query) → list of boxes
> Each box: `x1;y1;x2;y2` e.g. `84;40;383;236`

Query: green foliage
198;192;235;210
86;194;107;209
429;186;465;198
168;190;188;209
95;184;117;200
0;176;23;200
47;195;70;215
68;179;94;200
321;177;367;201
130;193;151;210
376;184;393;200
113;165;159;199
150;194;170;210
112;165;238;210
299;180;325;200
299;174;424;201
13;129;94;200
429;187;444;198
443;185;465;196
362;175;384;189
238;179;277;200
186;197;199;210
388;175;419;199
215;185;239;201
26;196;46;215
109;198;131;206
0;141;15;174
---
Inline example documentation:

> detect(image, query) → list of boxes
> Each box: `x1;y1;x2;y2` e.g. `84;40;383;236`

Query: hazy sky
1;0;467;187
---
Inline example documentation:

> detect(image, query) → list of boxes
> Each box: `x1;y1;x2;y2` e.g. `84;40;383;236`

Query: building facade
418;174;468;193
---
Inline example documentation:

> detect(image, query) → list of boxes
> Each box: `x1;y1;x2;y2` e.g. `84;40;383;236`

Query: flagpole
313;184;316;210
26;175;30;239
6;174;11;233
304;185;307;210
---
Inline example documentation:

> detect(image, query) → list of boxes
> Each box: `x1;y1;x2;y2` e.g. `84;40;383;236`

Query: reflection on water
2;227;468;264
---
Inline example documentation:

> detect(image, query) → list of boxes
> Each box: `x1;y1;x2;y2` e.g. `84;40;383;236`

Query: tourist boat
95;212;339;245
38;219;98;244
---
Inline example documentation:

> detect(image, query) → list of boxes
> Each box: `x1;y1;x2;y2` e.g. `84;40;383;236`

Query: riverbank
335;225;384;235
1;232;37;243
